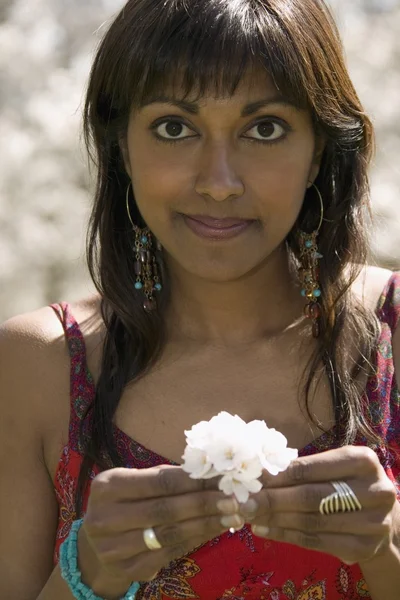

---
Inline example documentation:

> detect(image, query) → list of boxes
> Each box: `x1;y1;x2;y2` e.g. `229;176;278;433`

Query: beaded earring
126;183;163;312
297;183;324;338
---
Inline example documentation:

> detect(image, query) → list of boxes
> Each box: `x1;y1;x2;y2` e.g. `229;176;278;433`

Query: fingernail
251;525;270;537
221;514;245;529
217;497;239;514
240;498;259;519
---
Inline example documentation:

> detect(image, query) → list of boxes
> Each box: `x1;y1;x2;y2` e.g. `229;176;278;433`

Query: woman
1;0;399;598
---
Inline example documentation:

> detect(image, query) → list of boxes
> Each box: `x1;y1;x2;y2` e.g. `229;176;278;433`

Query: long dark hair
75;0;381;516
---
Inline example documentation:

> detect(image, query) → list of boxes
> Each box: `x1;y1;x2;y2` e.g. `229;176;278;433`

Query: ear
118;136;132;178
307;133;327;186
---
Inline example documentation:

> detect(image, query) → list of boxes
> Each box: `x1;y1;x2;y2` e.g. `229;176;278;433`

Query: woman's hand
79;465;240;597
235;446;398;565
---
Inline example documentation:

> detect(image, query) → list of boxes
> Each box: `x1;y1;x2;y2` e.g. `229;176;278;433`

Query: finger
93;515;231;581
239;478;392;519
261;446;380;488
250;509;391;536
243;481;370;515
91;465;221;502
251;527;386;565
94;491;239;533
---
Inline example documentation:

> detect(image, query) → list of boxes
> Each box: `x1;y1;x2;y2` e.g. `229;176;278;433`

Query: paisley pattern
296;582;326;600
137;558;201;600
50;272;400;599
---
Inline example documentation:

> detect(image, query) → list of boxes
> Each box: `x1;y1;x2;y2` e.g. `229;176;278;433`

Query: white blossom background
0;0;399;321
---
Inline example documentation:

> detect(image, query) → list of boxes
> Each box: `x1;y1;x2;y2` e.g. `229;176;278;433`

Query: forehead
133;69;310;126
175;68;278;100
136;67;295;111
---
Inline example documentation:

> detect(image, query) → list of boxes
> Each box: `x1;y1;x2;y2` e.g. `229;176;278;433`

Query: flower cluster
181;411;298;503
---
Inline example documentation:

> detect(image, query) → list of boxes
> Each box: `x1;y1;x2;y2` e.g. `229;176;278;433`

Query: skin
117;67;400;591
235;446;399;566
121;68;325;342
1;71;399;599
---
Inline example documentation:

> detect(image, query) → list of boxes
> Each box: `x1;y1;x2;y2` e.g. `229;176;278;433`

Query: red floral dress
50;272;400;600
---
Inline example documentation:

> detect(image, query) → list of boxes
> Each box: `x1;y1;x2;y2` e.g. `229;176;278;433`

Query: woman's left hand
236;446;399;565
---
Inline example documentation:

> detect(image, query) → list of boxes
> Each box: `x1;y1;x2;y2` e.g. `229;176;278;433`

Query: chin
174;253;267;283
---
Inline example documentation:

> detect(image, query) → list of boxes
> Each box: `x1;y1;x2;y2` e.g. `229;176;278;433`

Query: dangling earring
126;182;163;312
297;182;324;338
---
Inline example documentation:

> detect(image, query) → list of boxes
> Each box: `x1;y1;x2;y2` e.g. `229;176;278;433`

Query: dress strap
49;302;95;454
376;272;400;332
372;272;400;500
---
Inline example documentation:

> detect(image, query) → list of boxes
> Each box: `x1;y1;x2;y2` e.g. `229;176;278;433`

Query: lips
181;214;255;241
184;215;253;228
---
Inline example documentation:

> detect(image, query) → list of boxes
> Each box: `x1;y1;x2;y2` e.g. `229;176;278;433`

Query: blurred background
0;0;399;322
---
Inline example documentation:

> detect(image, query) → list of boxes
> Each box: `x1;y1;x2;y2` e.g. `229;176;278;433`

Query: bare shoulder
350;264;394;312
0;307;67;465
0;293;104;443
0;303;70;402
0;293;104;356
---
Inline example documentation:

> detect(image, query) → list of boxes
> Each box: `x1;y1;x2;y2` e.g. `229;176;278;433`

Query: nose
195;143;244;203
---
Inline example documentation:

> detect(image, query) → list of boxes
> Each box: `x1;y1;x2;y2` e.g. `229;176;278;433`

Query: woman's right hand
77;465;243;598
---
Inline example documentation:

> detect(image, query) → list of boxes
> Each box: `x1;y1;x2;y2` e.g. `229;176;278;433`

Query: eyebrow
140;94;300;116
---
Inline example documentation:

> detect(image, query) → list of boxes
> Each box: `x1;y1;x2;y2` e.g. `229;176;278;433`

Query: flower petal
218;474;235;496
231;480;251;503
260;447;298;475
235;456;263;480
181;446;214;478
243;478;263;493
184;420;214;449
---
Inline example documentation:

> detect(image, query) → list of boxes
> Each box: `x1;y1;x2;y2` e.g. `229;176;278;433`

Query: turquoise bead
301;289;307;297
135;282;143;290
305;240;313;249
59;516;141;599
140;235;148;244
155;283;162;291
313;289;322;298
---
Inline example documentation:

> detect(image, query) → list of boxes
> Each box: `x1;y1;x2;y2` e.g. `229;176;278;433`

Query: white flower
247;420;298;475
184;420;214;450
234;455;264;481
219;473;263;503
185;412;245;448
181;411;298;503
185;411;254;473
181;446;217;479
206;434;257;474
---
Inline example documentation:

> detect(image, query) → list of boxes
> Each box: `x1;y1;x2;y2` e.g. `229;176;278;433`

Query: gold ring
143;527;162;551
319;480;362;515
337;481;362;511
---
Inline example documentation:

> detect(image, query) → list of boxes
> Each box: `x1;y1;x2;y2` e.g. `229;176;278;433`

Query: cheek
246;144;314;221
127;120;184;210
130;148;192;221
130;127;190;187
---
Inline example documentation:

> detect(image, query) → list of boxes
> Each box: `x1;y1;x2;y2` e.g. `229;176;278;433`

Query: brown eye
164;121;184;137
245;120;287;142
153;119;196;141
259;122;274;137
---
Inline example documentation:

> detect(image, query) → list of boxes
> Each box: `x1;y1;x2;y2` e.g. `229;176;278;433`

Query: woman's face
122;69;324;282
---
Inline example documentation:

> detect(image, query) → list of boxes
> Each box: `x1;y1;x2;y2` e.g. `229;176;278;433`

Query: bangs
118;0;311;111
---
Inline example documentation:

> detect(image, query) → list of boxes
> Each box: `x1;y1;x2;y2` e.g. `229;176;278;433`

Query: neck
165;245;307;345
